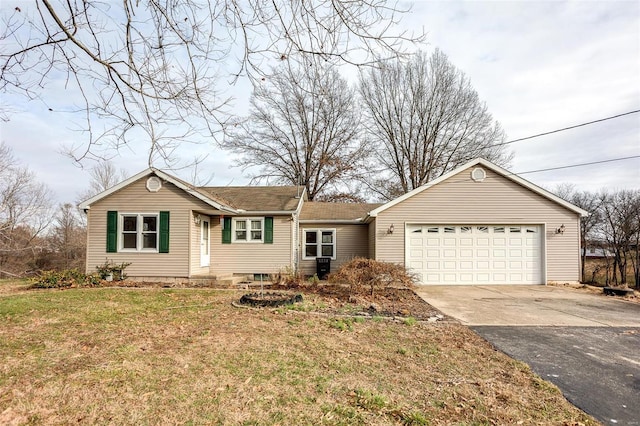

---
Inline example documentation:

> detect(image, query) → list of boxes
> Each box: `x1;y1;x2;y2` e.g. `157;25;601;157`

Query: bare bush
329;257;417;297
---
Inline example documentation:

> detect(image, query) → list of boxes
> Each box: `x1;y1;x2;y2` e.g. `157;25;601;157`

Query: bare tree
0;142;53;276
359;49;512;200
598;189;640;286
77;161;128;203
555;184;603;282
1;1;423;168
48;203;86;270
222;63;368;200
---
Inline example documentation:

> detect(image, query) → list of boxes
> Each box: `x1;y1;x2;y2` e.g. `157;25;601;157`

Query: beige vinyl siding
374;168;581;282
209;215;293;275
368;221;376;259
86;177;216;278
299;223;369;276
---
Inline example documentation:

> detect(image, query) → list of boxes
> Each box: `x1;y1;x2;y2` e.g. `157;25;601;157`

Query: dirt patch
270;282;450;321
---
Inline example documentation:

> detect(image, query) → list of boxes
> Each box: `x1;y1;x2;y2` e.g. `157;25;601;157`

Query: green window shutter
106;211;118;253
264;217;273;244
222;217;232;244
159;211;170;253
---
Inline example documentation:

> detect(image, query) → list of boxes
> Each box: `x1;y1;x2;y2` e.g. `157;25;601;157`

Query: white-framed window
233;218;264;242
303;229;336;260
120;213;159;252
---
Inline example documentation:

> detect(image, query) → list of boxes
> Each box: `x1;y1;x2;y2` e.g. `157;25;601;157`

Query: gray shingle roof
199;186;305;211
300;202;382;221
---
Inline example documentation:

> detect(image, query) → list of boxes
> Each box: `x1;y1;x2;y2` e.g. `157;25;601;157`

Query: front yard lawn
0;281;597;425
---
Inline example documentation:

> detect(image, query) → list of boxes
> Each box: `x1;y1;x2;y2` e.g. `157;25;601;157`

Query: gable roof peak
366;157;589;218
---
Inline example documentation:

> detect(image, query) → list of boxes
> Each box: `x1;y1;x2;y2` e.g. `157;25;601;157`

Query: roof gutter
299;219;365;224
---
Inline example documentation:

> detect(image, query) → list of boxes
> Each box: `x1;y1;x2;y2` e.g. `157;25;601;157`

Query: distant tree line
558;185;640;288
0;144;124;278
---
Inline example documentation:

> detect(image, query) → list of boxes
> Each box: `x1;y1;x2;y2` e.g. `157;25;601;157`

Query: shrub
30;269;101;289
329;258;417;297
96;259;131;281
273;266;304;287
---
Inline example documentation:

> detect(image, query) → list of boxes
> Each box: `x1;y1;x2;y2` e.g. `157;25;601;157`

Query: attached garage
406;224;543;285
365;159;589;285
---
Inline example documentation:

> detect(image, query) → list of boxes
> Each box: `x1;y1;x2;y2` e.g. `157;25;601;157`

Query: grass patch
0;287;598;425
403;316;417;326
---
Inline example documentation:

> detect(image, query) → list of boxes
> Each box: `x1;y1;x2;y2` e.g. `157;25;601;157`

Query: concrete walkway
416;285;640;425
415;284;639;326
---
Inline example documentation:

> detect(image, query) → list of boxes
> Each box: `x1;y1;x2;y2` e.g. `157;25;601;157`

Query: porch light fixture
556;224;565;234
387;224;395;235
193;214;201;226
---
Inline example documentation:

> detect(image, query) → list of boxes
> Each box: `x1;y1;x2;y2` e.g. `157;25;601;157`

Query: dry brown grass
0;282;598;425
583;258;638;287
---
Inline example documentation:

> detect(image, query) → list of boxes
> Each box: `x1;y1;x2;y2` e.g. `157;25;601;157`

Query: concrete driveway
416;285;640;426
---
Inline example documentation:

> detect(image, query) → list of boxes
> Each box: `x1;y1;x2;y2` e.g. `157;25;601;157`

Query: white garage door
407;225;543;285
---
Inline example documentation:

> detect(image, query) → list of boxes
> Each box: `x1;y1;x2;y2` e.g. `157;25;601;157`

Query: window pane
123;216;137;232
494;227;505;233
477;226;488;233
123;233;137;249
305;245;317;257
321;245;333;257
143;233;157;249
306;231;317;244
251;220;262;230
321;231;333;243
427;227;439;233
461;226;471;233
510;227;521;233
236;231;246;240
251;230;262;240
444;227;455;233
236;221;246;230
143;216;157;232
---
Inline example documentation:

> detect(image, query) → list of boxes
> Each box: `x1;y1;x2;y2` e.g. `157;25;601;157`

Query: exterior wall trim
299;220;364;224
79;168;238;213
365;158;589;220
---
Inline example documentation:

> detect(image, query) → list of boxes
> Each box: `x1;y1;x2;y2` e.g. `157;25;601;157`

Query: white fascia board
294;187;307;215
473;159;590;217
367;158;590;218
299;219;364;224
236;211;298;215
151;169;237;213
78;167;238;213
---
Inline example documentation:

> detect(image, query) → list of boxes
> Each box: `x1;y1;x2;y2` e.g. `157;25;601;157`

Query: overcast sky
1;0;638;204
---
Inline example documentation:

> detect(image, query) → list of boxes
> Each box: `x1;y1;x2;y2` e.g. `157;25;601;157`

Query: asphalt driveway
416;285;640;426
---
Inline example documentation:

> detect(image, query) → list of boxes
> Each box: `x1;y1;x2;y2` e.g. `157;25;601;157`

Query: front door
200;217;210;267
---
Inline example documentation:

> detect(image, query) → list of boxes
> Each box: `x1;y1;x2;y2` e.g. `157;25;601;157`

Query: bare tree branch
1;1;424;169
221;62;368;200
359;49;513;200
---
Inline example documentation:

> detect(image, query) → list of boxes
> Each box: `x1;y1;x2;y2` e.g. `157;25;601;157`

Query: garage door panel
477;249;490;258
477;238;490;246
408;224;543;285
460;261;473;270
443;238;457;246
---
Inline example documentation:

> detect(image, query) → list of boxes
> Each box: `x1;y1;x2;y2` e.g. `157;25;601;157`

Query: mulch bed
270;282;449;321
